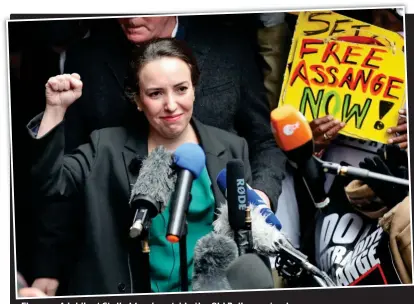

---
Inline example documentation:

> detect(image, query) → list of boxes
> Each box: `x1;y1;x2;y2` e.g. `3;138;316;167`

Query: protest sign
280;11;406;143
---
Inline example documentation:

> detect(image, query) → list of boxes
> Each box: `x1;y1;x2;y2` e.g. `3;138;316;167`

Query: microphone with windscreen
214;201;296;259
192;232;238;291
224;160;253;255
166;143;206;292
226;253;275;290
129;146;177;238
270;104;314;165
166;143;206;242
214;201;337;287
191;232;275;291
216;168;282;230
270;104;330;208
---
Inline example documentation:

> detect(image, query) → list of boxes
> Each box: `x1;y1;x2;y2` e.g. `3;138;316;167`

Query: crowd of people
8;9;411;297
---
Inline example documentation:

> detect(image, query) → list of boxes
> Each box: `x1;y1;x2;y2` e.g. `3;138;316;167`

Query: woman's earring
137;106;142;111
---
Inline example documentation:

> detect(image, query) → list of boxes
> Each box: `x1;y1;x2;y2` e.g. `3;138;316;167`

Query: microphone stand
141;227;152;293
174;188;191;292
179;222;189;292
234;207;254;255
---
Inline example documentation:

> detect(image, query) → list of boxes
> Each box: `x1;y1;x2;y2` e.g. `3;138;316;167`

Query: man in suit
31;16;287;295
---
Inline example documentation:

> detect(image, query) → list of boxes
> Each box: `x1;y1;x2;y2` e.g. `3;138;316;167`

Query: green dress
149;167;215;292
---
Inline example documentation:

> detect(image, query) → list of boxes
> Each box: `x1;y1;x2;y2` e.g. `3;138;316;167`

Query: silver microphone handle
315;157;410;187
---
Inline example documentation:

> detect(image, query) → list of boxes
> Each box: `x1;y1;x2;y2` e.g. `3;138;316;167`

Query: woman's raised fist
45;73;83;109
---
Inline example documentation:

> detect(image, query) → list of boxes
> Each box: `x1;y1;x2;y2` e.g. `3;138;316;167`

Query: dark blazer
29;114;252;295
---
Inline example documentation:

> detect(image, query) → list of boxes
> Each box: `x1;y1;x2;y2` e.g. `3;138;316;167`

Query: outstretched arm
236;40;286;212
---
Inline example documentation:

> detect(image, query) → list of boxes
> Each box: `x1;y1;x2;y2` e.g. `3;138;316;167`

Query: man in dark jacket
31;15;287;295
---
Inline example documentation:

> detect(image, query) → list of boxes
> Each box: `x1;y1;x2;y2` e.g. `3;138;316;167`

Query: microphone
191;233;274;291
270;104;314;165
192;232;238;291
316;157;410;187
270;105;409;188
129;146;177;238
166;143;206;243
270;104;330;208
216;168;282;230
213;203;336;287
224;160;253;255
226;254;274;290
213;201;293;255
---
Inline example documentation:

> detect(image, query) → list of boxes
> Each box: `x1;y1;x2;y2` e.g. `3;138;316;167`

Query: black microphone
192;232;239;291
226;254;274;290
226;159;253;255
166;143;206;242
129;146;177;238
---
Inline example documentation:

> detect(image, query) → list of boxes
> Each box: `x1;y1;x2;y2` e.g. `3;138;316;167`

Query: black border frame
8;11;414;303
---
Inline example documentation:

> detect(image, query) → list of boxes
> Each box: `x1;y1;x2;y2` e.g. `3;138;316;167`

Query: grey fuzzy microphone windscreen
192;232;239;291
226;253;274;290
129;146;177;212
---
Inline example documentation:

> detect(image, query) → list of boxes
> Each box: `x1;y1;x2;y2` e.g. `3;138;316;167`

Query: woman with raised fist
28;38;259;295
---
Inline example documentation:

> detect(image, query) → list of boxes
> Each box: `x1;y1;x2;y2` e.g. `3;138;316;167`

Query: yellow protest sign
280;11;406;143
289;11;404;51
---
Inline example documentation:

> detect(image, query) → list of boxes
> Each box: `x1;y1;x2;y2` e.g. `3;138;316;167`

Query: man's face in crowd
118;17;177;43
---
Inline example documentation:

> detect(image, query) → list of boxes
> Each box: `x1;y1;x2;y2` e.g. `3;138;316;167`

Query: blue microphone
216;169;282;230
166;143;206;242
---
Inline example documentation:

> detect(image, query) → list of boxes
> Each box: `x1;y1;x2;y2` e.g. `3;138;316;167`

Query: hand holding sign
387;108;408;149
310;115;346;152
